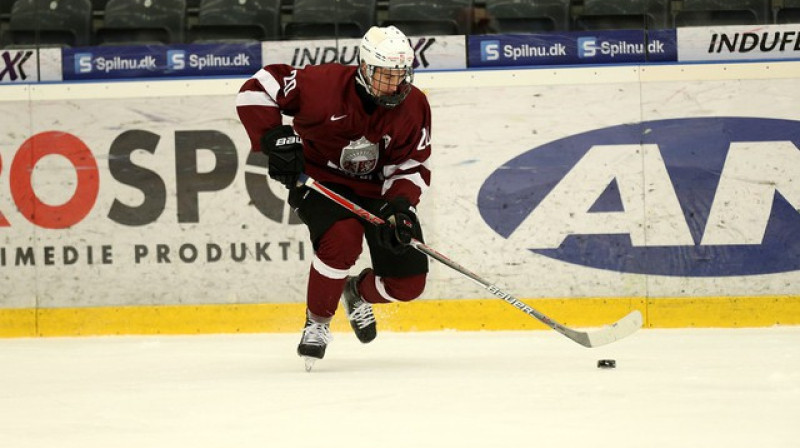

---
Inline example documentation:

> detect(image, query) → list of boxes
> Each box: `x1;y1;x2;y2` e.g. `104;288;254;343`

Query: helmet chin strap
355;63;371;94
354;66;378;111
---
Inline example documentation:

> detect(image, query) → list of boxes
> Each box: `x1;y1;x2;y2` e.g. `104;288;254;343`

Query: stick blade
563;310;643;348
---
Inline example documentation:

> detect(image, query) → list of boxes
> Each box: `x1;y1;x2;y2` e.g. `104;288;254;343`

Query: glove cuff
381;197;415;217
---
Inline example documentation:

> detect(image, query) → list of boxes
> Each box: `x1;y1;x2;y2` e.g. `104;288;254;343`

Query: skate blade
303;357;317;372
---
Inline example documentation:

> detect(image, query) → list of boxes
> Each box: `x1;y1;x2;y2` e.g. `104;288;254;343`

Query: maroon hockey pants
307;218;426;318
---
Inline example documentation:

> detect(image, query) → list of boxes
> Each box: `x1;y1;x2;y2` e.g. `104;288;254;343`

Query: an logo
477;117;800;276
481;40;500;61
330;114;347;121
0;50;33;81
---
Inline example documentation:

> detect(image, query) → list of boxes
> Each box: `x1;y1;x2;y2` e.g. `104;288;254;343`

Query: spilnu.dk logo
74;53;93;73
480;40;500;61
477;117;800;276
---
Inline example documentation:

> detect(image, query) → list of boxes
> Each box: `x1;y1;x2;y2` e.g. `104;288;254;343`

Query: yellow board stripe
1;296;798;338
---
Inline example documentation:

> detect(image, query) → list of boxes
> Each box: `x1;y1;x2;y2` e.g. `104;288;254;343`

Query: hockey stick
297;174;643;348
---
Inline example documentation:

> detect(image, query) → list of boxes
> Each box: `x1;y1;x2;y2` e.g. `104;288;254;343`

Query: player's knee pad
381;273;426;302
315;219;364;269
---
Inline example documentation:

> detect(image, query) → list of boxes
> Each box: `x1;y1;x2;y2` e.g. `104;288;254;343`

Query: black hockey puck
597;359;616;369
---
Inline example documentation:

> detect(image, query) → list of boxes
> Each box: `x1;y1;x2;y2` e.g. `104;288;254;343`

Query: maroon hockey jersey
236;63;432;205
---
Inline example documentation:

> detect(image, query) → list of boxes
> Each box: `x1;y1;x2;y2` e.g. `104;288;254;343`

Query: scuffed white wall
0;61;798;309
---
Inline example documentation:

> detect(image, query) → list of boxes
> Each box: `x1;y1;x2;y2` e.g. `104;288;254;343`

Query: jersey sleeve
381;93;433;206
235;64;302;152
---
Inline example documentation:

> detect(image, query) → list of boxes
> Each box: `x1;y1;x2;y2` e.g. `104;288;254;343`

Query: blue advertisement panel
477;117;800;277
62;43;262;80
469;29;676;68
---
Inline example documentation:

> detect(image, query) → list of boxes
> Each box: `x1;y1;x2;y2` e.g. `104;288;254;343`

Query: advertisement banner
0;48;62;83
0;88;307;308
478;117;800;277
468;29;676;67
261;35;467;70
678;24;800;62
1;62;799;311
62;43;262;80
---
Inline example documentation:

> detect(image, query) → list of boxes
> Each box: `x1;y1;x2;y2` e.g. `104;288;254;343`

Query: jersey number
417;127;431;150
283;70;298;96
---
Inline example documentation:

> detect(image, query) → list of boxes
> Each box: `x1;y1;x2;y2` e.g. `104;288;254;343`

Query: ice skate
341;269;377;343
297;312;332;371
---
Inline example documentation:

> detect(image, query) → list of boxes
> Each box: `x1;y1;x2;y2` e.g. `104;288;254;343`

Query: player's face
370;67;406;95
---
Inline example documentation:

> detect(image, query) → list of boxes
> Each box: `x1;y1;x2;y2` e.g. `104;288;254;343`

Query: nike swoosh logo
330;114;347;121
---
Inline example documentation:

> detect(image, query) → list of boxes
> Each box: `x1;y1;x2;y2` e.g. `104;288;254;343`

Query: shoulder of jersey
406;85;430;107
305;63;356;76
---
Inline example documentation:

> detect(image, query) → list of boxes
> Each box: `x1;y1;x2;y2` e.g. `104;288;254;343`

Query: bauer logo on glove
262;125;305;189
275;135;302;146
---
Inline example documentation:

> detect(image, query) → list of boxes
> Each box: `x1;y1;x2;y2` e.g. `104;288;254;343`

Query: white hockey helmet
356;26;415;108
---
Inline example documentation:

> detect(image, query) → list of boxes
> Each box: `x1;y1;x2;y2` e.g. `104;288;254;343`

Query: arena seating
95;0;186;45
485;0;570;33
674;0;770;27
3;0;93;48
283;0;375;40
574;0;671;30
1;0;14;18
383;0;471;36
776;0;800;23
188;0;281;43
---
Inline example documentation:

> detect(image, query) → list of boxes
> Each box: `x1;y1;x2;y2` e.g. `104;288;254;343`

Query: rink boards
1;61;799;336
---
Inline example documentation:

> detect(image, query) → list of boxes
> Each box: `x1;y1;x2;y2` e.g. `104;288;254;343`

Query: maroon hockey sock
306;266;347;318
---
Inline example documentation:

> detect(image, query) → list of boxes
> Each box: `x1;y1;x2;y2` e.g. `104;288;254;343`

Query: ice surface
1;328;798;448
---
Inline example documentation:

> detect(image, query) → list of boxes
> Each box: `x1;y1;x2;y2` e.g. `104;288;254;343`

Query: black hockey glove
261;125;304;188
377;197;420;254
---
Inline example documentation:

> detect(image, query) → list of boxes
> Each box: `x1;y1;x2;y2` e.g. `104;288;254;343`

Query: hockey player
236;26;432;370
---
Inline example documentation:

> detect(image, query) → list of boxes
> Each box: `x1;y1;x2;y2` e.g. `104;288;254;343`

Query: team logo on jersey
340;136;378;176
477;117;800;277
